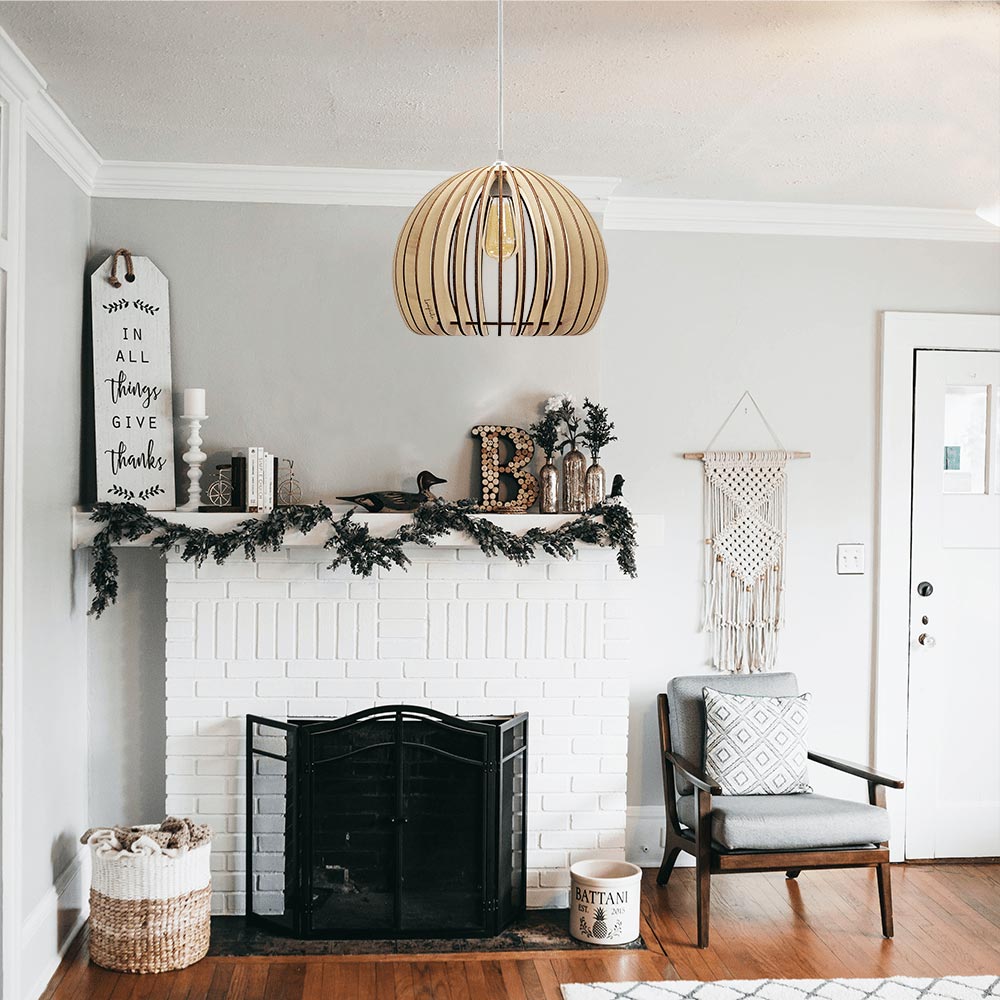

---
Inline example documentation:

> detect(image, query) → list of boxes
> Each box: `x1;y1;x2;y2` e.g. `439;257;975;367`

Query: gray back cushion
666;672;799;794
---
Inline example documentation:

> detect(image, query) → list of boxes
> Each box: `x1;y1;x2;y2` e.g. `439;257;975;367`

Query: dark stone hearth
207;913;645;956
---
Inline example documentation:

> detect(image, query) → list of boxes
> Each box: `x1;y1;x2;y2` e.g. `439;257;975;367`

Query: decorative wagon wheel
207;464;233;507
276;460;302;506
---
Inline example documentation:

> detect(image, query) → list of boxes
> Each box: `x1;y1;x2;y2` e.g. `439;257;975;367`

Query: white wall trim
0;28;99;199
0;28;43;104
24;92;101;199
874;311;1000;861
90;163;1000;241
603;196;1000;242
20;849;88;1000
0;44;31;1000
91;160;623;212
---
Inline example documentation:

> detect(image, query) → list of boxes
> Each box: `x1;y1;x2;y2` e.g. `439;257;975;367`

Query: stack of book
234;447;281;513
200;447;280;513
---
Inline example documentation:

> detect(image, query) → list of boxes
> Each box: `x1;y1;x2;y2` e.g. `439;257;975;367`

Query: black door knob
916;581;933;597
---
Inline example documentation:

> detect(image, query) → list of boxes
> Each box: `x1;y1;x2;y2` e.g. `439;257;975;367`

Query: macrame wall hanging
685;392;810;673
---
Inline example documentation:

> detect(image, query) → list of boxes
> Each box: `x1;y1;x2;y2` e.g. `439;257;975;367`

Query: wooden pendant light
393;163;608;336
392;1;608;337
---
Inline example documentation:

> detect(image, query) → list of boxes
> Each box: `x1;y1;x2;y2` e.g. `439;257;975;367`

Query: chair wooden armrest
808;751;904;788
664;750;721;795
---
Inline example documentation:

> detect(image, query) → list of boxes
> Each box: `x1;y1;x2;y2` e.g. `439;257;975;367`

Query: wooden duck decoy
337;471;447;513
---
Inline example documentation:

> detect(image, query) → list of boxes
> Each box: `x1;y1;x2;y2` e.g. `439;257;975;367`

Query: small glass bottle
585;461;606;509
539;458;559;513
562;447;586;513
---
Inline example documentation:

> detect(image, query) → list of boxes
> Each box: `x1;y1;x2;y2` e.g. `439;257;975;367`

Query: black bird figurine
337;471;447;513
610;474;625;498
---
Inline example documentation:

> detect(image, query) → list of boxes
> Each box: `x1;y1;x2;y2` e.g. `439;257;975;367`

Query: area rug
208;912;646;956
561;978;1000;1000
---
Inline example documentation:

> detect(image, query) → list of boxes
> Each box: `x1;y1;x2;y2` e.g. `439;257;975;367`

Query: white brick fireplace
159;542;632;915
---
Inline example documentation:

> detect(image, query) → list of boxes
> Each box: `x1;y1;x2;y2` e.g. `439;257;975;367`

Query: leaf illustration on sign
91;254;176;510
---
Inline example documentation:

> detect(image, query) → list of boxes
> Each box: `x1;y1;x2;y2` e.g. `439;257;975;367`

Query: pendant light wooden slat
504;167;528;337
419;167;480;336
531;170;596;336
444;166;491;336
393;164;608;337
513;168;554;337
473;166;496;336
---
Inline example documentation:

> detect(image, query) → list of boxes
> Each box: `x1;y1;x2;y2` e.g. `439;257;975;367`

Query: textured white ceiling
4;1;999;208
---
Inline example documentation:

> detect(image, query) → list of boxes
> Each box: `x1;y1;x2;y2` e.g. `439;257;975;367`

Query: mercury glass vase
585;461;606;509
539;460;559;513
562;447;587;513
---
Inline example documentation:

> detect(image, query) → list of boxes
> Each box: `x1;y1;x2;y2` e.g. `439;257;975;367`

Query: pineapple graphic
592;906;608;940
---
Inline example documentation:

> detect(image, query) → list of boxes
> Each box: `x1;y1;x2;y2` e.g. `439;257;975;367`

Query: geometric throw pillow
702;687;812;795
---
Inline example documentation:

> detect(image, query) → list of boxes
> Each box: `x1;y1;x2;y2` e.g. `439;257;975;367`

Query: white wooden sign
91;253;176;509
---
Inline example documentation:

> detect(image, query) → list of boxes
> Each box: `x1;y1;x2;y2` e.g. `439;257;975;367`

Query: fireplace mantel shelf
71;506;665;549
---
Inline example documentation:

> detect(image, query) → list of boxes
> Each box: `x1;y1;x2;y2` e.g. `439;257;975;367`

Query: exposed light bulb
484;197;517;260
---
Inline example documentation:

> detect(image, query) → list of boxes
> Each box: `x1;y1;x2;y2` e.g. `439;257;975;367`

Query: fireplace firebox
246;706;528;938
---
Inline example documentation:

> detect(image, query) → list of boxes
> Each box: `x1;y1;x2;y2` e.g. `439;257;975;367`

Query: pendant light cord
497;0;504;162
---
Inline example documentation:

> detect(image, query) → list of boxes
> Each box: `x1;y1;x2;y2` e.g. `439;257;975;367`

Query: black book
231;455;247;511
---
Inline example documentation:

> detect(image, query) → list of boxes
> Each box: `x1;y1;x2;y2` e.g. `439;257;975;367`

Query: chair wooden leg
696;856;711;948
657;846;681;886
785;869;801;879
876;862;894;938
694;787;712;948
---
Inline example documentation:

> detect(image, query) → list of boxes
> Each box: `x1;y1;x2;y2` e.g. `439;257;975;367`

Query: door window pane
942;385;989;494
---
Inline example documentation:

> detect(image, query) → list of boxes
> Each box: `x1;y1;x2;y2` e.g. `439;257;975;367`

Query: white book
263;451;273;512
256;449;264;513
247;446;259;512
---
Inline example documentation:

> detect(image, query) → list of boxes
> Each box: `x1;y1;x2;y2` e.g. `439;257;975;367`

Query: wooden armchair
657;673;903;948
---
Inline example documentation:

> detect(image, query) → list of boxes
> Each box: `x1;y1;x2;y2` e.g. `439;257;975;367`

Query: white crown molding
0;27;101;196
24;92;101;197
92;160;621;212
603;195;1000;242
0;26;44;102
90;164;1000;241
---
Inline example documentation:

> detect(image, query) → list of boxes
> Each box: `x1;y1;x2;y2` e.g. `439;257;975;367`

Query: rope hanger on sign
685;391;809;673
107;248;135;288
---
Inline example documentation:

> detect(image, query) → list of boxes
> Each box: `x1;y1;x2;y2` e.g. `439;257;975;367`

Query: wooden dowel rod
682;450;811;460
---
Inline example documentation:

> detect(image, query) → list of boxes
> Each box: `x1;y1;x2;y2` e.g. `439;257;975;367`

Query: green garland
87;499;638;617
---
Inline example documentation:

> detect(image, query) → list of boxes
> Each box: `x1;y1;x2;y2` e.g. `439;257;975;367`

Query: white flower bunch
545;393;575;413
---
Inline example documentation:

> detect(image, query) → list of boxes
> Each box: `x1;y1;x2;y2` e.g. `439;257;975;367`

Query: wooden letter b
472;425;538;513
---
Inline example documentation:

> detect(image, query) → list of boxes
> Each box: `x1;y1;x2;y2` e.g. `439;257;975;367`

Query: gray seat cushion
676;793;890;851
667;672;799;794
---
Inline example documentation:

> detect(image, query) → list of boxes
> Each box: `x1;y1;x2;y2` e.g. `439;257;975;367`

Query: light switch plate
837;543;865;575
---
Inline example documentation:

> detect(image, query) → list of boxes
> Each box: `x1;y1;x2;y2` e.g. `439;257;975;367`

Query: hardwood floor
41;865;1000;1000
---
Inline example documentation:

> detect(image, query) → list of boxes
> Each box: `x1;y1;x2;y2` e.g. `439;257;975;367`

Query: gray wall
598;230;1000;806
89;199;601;504
88;197;1000;820
87;550;166;826
22;140;91;915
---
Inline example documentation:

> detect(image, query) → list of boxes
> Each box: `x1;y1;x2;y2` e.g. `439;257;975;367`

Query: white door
906;348;1000;859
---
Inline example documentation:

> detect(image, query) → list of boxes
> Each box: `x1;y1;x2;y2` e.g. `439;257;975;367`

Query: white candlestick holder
178;413;208;512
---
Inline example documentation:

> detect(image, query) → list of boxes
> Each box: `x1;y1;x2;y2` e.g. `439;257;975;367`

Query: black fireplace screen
246;706;528;938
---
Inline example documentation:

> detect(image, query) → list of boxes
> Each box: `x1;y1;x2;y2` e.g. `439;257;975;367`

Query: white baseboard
625;805;694;869
20;848;89;1000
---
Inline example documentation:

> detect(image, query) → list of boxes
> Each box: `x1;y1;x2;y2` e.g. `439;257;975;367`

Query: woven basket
87;825;211;973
